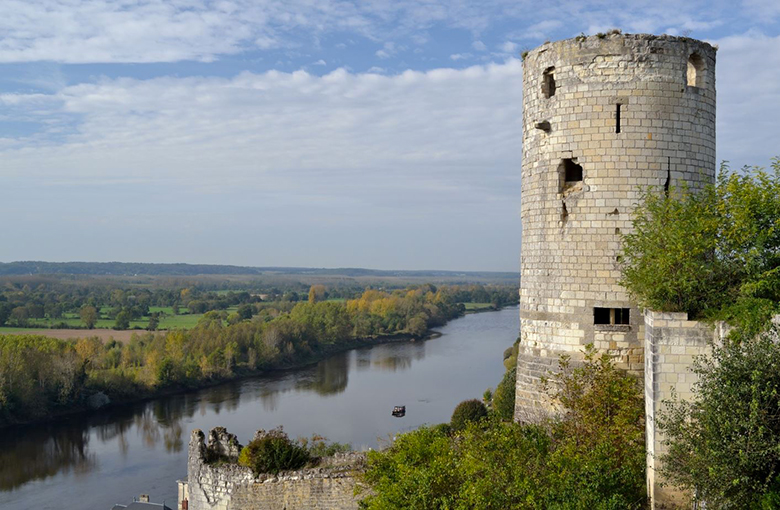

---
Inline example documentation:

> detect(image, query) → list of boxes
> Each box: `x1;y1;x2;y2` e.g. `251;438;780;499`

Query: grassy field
0;306;239;333
463;302;496;312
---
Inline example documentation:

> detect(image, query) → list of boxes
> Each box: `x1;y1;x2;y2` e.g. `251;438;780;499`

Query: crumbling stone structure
178;428;366;510
515;32;717;419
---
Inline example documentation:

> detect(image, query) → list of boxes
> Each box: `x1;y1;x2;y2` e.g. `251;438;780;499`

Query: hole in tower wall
687;53;705;88
542;67;556;98
615;103;621;133
615;227;620;234
559;158;583;193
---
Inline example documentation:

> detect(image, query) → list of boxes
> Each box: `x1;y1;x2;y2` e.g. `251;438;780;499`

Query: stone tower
515;33;716;420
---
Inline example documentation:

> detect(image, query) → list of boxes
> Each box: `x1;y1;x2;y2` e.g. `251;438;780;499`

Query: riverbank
0;328;443;430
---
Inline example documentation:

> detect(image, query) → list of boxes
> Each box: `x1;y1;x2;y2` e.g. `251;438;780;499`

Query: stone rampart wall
179;428;366;510
644;310;725;509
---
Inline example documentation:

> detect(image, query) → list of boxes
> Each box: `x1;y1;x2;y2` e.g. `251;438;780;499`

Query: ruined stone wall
643;310;727;509
516;33;717;419
180;428;366;510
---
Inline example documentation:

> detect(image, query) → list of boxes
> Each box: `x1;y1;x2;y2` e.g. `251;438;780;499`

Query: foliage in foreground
361;348;646;509
619;160;780;338
659;324;780;509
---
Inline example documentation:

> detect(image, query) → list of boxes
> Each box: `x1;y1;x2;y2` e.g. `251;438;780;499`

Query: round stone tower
515;33;716;420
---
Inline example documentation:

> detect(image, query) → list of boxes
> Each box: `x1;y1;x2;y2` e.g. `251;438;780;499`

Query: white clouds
714;31;780;165
0;0;750;64
2;60;524;202
450;53;472;61
499;41;518;53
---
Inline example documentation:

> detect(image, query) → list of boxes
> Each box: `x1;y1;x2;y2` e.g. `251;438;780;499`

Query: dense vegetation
0;279;517;331
361;348;646;509
659;324;780;509
620;161;780;339
0;284;518;427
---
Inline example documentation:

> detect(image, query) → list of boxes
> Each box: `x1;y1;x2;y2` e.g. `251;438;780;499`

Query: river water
0;307;519;510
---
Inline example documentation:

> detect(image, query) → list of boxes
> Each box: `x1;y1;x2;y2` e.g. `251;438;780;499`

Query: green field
0;306;239;333
463;302;495;312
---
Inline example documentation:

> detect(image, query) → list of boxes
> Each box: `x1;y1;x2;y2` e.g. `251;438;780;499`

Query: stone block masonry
179;428;367;510
644;310;727;509
516;32;717;419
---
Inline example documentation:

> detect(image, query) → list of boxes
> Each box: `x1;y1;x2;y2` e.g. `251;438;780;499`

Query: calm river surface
0;307;518;510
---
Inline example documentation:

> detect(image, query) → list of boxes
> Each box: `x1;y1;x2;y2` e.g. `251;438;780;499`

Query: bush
299;434;351;458
450;399;487;431
238;427;310;475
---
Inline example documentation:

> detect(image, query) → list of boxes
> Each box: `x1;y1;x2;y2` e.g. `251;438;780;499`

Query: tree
80;306;98;329
147;314;160;331
114;310;131;330
450;399;487;431
308;285;327;304
620;161;780;336
11;307;29;327
492;366;516;420
659;324;780;508
0;303;11;326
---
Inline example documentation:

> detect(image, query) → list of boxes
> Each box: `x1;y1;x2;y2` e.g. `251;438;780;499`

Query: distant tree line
0;281;517;331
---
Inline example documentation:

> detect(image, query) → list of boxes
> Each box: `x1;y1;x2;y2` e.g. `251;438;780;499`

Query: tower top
523;32;717;63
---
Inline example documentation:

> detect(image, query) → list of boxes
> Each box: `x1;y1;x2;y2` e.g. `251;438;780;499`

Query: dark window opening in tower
562;158;582;184
542;67;556;98
594;307;630;325
615;103;621;133
687;53;705;87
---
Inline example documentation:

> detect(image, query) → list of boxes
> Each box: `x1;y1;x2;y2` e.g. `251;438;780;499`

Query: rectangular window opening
616;103;621;133
594;307;630;325
563;158;582;183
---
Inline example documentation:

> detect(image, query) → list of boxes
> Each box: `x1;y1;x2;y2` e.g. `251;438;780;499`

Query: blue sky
1;1;779;271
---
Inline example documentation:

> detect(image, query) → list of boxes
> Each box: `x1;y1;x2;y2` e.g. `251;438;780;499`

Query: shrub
299;434;351;458
450;399;487;431
238;427;310;475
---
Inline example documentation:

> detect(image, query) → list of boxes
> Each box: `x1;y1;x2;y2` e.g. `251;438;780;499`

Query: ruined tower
515;33;716;419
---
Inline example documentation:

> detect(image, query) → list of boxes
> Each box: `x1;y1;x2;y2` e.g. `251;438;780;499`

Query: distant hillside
0;261;519;280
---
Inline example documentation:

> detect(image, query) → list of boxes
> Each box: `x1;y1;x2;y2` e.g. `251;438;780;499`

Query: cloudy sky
1;1;779;271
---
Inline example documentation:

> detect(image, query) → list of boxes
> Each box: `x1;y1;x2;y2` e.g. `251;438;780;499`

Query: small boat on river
392;405;406;417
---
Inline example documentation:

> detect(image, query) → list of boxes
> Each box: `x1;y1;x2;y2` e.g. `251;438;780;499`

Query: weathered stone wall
180;428;366;510
516;33;717;419
644;310;726;509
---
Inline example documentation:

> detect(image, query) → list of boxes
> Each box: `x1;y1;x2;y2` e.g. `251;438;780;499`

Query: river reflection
0;307;519;510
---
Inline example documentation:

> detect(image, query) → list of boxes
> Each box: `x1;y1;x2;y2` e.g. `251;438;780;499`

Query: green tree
620;160;780;335
659;325;780;509
114;310;131;330
492;366;516;420
80;306;98;329
450;399;487;431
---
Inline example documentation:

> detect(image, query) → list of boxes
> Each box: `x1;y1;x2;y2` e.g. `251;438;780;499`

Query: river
0;306;519;510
